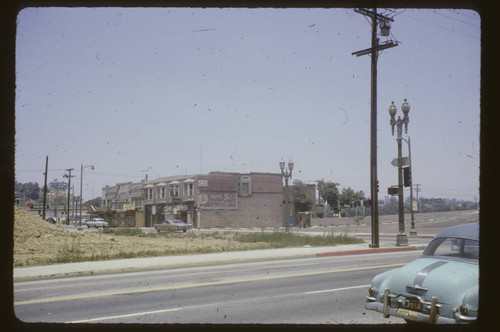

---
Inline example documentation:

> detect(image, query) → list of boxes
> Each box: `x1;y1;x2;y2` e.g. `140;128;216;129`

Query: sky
14;7;481;203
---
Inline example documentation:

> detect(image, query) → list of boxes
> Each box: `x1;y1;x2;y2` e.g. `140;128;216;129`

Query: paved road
15;210;477;324
59;210;479;235
14;250;421;324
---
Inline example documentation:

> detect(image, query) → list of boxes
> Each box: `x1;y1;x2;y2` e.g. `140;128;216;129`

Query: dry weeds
13;207;269;267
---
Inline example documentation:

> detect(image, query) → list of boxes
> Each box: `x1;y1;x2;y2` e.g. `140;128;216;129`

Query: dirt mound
13;207;267;267
14;207;66;239
13;207;80;266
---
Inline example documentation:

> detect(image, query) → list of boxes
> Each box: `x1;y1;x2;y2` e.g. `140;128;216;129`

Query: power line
380;8;406;19
401;12;480;40
423;185;478;192
17;169;144;179
91;171;143;179
452;10;481;21
16;168;68;173
418;185;478;199
429;9;480;28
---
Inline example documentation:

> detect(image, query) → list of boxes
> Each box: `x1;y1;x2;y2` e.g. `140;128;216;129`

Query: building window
184;182;194;198
158;187;166;199
146;188;153;200
239;182;249;196
238;176;251;196
132;197;142;206
169;184;179;197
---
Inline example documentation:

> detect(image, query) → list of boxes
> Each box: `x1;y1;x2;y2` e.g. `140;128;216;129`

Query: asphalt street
14;251;421;324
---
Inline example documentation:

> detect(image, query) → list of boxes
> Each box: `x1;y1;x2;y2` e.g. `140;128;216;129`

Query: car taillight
459;305;468;315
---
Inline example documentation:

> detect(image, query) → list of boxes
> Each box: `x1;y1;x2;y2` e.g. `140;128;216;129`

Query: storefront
164;198;195;224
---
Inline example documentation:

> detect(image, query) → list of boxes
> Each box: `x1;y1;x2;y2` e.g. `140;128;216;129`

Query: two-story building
142;174;199;227
101;171;285;228
197;172;283;228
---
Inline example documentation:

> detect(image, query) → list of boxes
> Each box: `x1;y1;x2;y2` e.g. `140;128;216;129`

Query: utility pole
352;8;398;248
64;168;75;225
72;184;76;225
80;164;94;226
42;156;48;220
414;184;421;212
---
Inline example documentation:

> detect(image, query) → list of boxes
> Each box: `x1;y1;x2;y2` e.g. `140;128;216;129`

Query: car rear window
424;237;479;260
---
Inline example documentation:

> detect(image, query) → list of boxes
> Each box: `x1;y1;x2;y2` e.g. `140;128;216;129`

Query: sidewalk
13;242;423;282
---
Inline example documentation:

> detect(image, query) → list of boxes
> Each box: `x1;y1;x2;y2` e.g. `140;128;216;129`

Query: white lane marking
70;307;186;323
303;284;370;295
68;284;371;323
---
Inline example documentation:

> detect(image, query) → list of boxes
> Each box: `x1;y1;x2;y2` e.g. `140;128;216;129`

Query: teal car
365;222;478;324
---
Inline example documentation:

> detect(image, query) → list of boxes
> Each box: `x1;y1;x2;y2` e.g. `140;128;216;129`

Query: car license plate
405;297;422;311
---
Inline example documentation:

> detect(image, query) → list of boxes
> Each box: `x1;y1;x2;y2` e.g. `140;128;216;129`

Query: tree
84;197;102;208
15;181;41;201
317;180;340;213
290;180;313;212
339;187;365;208
49;178;68;191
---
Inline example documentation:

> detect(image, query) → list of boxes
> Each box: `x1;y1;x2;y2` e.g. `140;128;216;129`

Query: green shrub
53;237;85;263
234;230;363;248
103;228;148;237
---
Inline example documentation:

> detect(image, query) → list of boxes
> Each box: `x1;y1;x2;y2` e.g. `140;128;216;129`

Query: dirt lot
13;207;268;267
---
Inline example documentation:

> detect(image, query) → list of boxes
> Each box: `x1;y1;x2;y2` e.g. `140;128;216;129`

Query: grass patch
50;249;166;264
353;216;365;223
102;228;154;237
42;229;363;265
233;230;364;248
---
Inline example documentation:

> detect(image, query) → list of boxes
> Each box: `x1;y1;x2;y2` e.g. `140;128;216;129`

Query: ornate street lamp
401;99;410;133
280;159;294;227
389;101;397;135
389;99;411;246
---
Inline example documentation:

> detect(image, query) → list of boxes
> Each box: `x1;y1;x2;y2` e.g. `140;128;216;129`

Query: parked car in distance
154;219;192;233
364;222;478;324
45;217;56;224
86;218;109;228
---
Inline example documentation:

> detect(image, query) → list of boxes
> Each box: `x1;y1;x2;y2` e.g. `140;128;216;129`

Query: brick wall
200;172;283;228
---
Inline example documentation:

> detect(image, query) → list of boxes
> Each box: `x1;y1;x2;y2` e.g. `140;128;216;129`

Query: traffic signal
403;167;411;187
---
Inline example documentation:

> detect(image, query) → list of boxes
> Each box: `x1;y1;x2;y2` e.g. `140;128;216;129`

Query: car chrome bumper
365;289;476;324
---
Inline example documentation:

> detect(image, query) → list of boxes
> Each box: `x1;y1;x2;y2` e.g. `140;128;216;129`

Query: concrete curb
12;255;322;282
355;233;434;239
316;245;422;257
